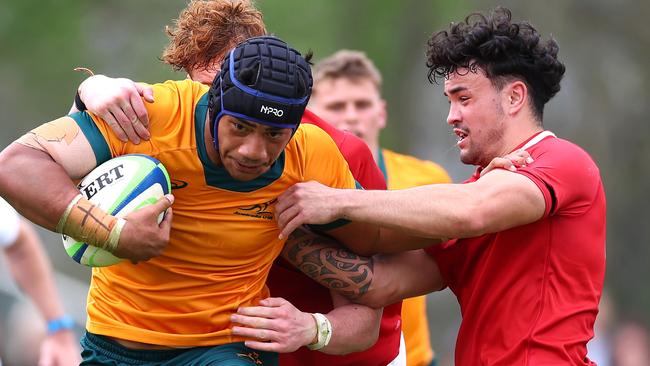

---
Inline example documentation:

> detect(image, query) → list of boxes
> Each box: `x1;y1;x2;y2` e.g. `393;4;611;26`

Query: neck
498;117;544;156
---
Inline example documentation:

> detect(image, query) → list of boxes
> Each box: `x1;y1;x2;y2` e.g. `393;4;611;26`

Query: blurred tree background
0;0;648;364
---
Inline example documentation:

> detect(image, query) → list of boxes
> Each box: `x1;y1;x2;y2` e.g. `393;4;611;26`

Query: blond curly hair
161;0;266;73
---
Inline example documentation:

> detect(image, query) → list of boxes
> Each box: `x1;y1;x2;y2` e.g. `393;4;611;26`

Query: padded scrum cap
208;36;313;140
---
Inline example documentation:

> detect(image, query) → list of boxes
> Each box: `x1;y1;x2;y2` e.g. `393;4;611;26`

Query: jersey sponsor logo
170;179;188;190
78;164;125;200
234;198;276;220
260;105;284;117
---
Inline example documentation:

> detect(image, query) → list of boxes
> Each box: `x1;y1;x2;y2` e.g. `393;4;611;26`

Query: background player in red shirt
307;49;452;366
275;7;606;366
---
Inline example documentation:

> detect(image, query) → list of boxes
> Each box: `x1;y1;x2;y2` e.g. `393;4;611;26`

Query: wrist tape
56;194;123;253
307;312;332;350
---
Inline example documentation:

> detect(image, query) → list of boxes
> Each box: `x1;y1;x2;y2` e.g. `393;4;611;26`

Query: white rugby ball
62;154;171;267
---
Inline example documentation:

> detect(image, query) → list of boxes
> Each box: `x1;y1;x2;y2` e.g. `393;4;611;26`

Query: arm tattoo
283;227;374;299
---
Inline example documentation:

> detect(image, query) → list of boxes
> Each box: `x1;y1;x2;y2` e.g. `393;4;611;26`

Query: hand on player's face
78;75;154;144
480;149;534;177
231;297;317;353
113;194;174;262
276;181;344;239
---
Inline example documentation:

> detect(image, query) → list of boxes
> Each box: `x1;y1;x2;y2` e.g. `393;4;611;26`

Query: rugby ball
62;154;171;267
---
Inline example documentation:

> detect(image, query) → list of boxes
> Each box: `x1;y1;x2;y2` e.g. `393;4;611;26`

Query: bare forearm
5;221;66;320
0;144;81;230
320;293;381;354
335;171;546;242
336;185;479;239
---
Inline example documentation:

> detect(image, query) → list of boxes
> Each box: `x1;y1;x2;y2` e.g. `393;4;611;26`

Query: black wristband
74;90;87;111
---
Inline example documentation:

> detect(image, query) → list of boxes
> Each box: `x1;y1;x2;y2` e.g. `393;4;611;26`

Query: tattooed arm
282;227;445;308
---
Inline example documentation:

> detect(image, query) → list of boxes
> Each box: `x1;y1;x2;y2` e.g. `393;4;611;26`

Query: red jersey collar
472;131;556;179
511;130;556;152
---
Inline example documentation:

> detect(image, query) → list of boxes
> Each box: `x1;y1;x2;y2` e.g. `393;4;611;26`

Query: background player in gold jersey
308;49;451;366
0;35;386;365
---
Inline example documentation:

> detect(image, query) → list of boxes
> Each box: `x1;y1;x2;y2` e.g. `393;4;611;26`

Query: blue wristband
46;315;75;335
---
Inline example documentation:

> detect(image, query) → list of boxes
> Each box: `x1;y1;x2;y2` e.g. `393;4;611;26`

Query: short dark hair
426;7;565;120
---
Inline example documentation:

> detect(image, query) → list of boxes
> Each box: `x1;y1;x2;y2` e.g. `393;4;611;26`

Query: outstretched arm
281;227;444;308
276;168;544;251
4;219;81;365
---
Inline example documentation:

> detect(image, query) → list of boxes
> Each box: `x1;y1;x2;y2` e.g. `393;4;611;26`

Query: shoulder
147;79;209;105
383;149;451;184
290;123;338;149
519;136;603;215
528;137;600;177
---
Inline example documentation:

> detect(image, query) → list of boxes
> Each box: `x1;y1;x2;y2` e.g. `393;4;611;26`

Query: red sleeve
424;239;458;290
302;109;387;190
514;139;602;218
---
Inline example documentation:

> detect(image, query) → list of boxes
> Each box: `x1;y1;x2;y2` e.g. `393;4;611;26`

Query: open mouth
454;128;468;143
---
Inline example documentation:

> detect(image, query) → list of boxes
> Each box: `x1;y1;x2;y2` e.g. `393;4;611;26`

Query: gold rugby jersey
69;79;355;347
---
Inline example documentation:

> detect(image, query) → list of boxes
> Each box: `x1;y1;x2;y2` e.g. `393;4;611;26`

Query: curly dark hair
426;7;565;121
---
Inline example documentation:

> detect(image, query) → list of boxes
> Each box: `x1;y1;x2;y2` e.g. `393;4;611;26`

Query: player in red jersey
71;1;404;364
274;7;606;366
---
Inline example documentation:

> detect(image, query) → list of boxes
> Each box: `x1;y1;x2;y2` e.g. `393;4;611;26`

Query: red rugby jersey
428;132;605;365
267;109;402;366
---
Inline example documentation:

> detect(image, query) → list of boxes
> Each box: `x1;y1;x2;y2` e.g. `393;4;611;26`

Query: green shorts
80;332;278;366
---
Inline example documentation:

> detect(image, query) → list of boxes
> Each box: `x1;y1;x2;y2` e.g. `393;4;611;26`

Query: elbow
348;325;380;354
333;313;381;355
356;283;397;309
360;290;391;309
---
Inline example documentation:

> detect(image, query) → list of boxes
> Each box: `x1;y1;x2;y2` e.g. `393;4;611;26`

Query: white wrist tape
307;312;332;350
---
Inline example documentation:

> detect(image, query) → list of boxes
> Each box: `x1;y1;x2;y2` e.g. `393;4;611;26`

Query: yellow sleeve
294;124;356;190
68;79;208;164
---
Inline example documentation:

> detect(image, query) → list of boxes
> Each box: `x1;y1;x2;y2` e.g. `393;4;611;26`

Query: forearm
283;227;374;300
0;144;81;230
5;220;66;320
319;292;381;354
334;171;546;241
283;228;444;308
336;185;480;239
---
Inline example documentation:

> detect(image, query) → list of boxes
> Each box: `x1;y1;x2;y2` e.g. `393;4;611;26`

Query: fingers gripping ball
62;154;171;266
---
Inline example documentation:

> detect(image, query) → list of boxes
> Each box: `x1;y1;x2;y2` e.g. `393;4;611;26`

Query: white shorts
0;197;20;248
386;331;407;366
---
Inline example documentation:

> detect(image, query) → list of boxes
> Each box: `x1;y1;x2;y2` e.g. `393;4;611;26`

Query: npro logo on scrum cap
260;105;284;117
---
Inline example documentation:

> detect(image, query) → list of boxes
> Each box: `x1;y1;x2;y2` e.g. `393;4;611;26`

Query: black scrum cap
208;36;313;143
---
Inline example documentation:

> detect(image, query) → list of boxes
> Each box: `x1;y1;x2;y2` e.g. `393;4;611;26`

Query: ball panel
61;154;170;267
111;166;168;216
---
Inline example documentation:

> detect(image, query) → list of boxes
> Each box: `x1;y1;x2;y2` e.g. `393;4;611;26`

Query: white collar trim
522;130;556;150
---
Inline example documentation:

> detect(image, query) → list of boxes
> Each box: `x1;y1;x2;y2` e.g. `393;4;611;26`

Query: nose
238;133;267;163
342;104;359;126
446;103;461;126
